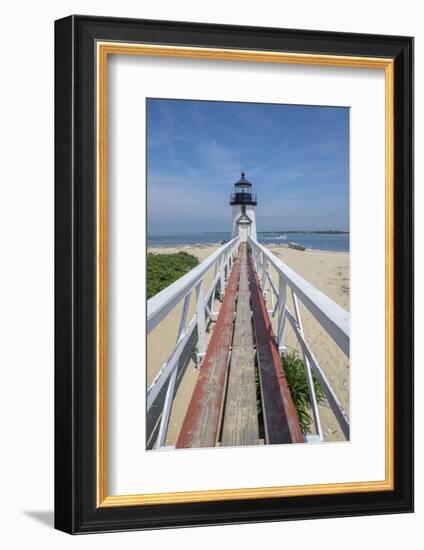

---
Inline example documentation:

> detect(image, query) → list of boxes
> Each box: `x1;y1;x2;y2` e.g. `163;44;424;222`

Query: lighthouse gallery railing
147;237;240;449
248;235;350;440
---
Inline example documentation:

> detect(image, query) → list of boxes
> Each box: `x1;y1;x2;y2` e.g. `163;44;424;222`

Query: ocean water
148;232;349;253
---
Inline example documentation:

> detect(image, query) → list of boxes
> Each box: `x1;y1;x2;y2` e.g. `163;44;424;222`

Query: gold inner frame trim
96;41;395;508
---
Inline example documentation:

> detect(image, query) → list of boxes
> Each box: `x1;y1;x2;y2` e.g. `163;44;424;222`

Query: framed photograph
54;15;413;534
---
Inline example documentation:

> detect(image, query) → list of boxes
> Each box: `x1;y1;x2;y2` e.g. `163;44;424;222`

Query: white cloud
195;140;241;174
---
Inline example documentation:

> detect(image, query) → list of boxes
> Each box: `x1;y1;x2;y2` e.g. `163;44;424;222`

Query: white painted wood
147;316;197;410
147;272;224;411
231;204;257;241
305;435;322;443
178;293;191;337
266;271;279;317
277;274;287;352
292;289;324;440
248;236;349;356
286;308;350;439
147;238;239;333
264;260;270;293
149;237;242;447
208;272;221;317
258;251;264;287
248;235;349;440
267;270;278;296
155;293;191;449
219;253;225;299
225;250;231;280
195;280;206;364
205;303;217;322
155;366;178;449
239;224;248;242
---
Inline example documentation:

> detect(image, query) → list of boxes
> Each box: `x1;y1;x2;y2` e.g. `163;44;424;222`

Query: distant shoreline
148;231;350;253
149;231;349;236
260;231;349;235
147;242;349;254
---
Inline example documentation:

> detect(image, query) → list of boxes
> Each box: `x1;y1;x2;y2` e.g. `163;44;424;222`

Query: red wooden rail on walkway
247;252;304;444
176;255;241;449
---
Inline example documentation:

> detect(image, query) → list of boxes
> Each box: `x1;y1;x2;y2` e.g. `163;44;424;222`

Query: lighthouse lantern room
230;172;257;242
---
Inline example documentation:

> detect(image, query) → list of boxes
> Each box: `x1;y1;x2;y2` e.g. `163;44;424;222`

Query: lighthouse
230;173;257;242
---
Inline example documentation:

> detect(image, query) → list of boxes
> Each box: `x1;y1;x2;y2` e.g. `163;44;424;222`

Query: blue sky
147;98;349;233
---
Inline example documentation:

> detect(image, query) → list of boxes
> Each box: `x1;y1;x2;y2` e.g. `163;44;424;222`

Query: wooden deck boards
175;254;241;449
175;243;303;449
221;244;259;447
247;252;304;445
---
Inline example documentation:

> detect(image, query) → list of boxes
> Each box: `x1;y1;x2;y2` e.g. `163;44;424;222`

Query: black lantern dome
230;172;257;206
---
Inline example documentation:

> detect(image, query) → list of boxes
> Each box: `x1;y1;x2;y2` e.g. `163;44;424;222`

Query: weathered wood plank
247;251;304;445
221;244;259;447
175;255;241;449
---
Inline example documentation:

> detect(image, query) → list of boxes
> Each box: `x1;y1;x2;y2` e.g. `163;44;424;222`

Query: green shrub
282;351;326;434
147;251;199;299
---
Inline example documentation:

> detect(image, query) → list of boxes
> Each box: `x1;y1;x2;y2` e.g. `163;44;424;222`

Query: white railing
248;235;350;440
147;237;240;449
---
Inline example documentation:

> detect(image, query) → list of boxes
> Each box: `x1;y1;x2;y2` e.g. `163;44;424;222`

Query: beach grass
147;251;199;299
282;351;326;434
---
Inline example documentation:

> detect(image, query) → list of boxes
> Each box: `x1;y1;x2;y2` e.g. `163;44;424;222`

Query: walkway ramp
248;252;304;444
175;254;240;449
176;243;303;449
221;244;259;446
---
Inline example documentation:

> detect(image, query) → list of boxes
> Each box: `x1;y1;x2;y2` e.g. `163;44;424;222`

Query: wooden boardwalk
247;252;304;444
221;244;259;446
175;254;240;449
176;243;303;448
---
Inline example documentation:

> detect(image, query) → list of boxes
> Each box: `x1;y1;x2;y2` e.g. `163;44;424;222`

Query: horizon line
148;230;350;235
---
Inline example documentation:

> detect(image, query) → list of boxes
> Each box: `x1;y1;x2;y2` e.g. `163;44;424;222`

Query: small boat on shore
288;241;306;251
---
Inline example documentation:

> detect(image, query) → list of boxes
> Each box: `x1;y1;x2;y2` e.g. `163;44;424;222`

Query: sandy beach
147;244;349;446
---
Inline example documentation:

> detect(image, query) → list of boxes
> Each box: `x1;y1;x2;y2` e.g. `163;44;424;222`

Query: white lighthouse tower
230;173;257;242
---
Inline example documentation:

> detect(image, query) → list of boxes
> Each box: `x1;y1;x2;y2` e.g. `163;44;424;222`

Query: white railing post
219;254;225;299
277;274;287;353
261;259;268;295
259;251;264;286
266;261;274;313
155;292;191;449
225;250;230;280
196;279;206;368
292;289;324;440
286;309;350;439
206;280;215;318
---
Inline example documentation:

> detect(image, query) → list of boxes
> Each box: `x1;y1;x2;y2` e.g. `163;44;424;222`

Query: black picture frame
55;14;414;534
